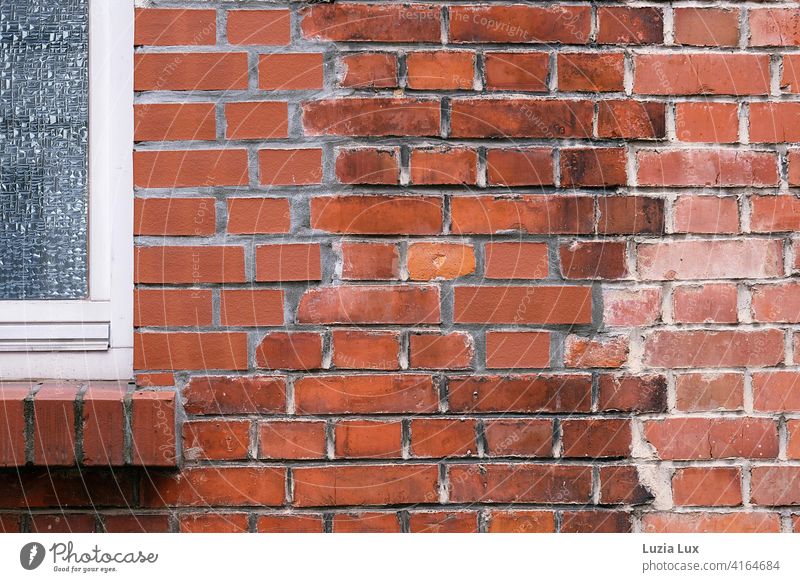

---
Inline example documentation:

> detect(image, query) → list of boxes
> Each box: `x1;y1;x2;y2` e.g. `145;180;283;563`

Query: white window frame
0;0;133;380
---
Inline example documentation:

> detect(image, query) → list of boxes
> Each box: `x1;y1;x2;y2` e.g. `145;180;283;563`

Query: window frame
0;0;134;380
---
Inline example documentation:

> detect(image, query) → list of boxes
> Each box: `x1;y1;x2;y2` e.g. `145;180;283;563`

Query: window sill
0;382;176;467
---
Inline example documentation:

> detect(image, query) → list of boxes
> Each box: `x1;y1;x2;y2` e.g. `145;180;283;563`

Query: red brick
227;9;291;46
449;6;590;44
293;465;439;507
673;467;742;506
450;99;593;138
225;102;289;140
0;385;29;467
259;148;322;186
256;244;321;282
339;242;400;281
484;52;549;92
597;7;664;45
227;197;290;234
135;198;215;237
182;419;250;461
791;150;800;184
637;150;778;187
643;418;778;460
750;9;800;47
257;514;324;533
753;371;800;412
448;374;592;413
597;100;666;139
454;286;592;325
598;196;665;234
452;195;594;235
487;511;555;533
134;289;213;327
672;283;738;323
484;419;553;457
311;195;442;235
781;55;800;92
643;512;780;533
407;51;473;90
339;53;397;88
603;287;662;327
600;466;654;505
335;148;399;185
141;467;286;507
598;374;668;413
297;285;440;325
295;375;437;414
259;421;326;460
131;391;176;466
135;246;246;284
752;195;800;232
134;149;249;188
301;4;441;42
560;241;628;279
32;515;96;533
407;243;475;280
333;513;401;533
33;384;78;466
675;102;739;143
134;53;248;91
134;103;216;141
335;420;402;459
564;335;629;368
220;289;284;327
753;283;800;323
643;329;783;368
561;419;631;458
256;332;323;370
561;511;631;533
751;467;800;505
81;384;126;466
302;98;440;137
634;54;769;95
135;8;216;46
410;148;477;185
103;515;171;533
179;513;249;533
558;53;624;92
637;239;782;280
673;195;739;233
411;418;476;458
183;376;286;415
0;471;135;508
484;242;549;280
486;331;550;369
136;373;175;388
409;333;473;370
560;148;627;188
674;8;740;47
259;53;323;90
409;512;478;533
486;148;553;186
332;330;400;370
788;420;800;459
449;464;592;504
134;332;249;371
675;372;744;412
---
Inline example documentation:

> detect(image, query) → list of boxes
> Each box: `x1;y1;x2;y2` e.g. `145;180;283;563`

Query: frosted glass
0;0;89;299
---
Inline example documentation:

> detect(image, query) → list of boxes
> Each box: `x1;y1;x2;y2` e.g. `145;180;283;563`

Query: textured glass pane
0;0;89;299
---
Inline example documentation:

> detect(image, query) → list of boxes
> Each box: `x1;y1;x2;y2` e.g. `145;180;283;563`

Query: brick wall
5;0;800;533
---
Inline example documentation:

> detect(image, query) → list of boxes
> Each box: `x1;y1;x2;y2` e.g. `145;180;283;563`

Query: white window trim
0;0;134;380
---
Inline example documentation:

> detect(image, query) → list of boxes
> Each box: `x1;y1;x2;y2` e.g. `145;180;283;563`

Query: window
0;0;133;379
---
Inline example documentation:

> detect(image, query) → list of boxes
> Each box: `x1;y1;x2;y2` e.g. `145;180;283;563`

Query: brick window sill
0;382;176;467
